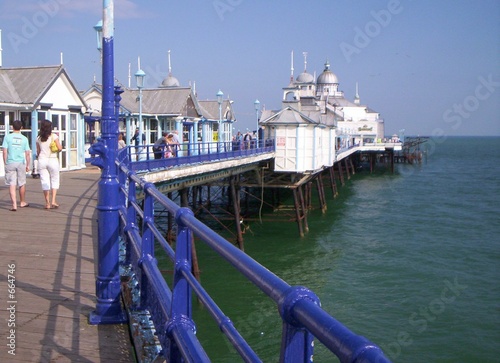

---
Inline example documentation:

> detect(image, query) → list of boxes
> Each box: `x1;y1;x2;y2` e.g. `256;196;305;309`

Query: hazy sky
1;0;499;136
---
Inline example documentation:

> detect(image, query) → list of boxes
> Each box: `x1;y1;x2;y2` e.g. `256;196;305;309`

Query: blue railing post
167;207;201;361
140;184;157;309
279;286;319;362
89;0;127;325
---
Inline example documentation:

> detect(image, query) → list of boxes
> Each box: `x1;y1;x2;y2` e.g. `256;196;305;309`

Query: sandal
10;208;17;212
51;204;59;209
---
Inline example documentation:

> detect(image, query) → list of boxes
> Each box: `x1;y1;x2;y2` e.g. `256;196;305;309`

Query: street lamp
135;60;145;159
93;20;103;51
216;89;223;146
89;0;127;325
93;20;103;65
254;99;260;145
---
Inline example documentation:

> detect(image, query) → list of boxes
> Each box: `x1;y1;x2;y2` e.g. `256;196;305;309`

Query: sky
0;0;499;136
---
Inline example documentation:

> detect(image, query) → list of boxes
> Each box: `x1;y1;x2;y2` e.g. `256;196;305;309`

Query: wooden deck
0;167;135;362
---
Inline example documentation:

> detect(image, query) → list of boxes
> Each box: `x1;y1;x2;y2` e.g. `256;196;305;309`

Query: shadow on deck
0;167;134;362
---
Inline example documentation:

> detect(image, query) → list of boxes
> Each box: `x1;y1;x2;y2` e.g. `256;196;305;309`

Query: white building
260;57;386;173
82;68;237;159
0;65;87;177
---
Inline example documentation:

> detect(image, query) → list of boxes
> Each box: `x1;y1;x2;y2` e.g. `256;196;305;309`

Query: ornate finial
324;59;330;70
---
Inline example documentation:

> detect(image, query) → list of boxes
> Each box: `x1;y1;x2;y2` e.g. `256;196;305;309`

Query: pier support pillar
344;158;351;180
316;175;327;213
298;185;309;233
292;188;304;237
390;150;395;173
337;162;345;186
230;176;244;250
329;166;338;197
350;157;356;175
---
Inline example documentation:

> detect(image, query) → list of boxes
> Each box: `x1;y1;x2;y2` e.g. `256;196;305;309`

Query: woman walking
36;120;62;209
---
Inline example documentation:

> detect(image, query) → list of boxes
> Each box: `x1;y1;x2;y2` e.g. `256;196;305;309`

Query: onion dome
317;60;338;85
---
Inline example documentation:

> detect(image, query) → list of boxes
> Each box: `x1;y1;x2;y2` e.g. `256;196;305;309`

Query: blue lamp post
216;89;223;148
135;63;145;160
89;0;127;325
254;99;260;145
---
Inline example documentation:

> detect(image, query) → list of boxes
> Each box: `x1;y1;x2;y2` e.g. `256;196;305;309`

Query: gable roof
260;106;319;126
116;87;203;118
198;99;235;121
0;65;84;108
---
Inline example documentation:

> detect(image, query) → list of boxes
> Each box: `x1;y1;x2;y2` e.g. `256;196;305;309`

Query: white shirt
37;133;60;159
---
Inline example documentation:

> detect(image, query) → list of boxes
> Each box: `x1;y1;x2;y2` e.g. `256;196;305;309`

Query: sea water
190;136;500;362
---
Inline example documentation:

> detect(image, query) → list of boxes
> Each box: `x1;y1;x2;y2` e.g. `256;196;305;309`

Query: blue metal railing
116;141;390;362
124;139;275;172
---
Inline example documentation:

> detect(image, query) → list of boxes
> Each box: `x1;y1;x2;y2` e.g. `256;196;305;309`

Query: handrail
116;142;391;362
125;139;275;173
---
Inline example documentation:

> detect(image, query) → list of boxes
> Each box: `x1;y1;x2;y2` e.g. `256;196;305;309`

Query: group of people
232;131;256;150
2;119;62;211
153;131;179;159
129;128;180;160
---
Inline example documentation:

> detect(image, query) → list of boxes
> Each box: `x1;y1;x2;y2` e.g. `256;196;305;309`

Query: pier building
0;65;87;177
118;54;405;243
82;68;237;160
260;58;386;174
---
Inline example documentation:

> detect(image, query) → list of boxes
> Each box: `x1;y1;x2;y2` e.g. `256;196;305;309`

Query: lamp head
135;69;146;89
216;89;223;104
93;20;103;51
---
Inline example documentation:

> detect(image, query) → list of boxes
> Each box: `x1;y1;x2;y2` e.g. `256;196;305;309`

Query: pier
0;148;393;362
0;168;134;362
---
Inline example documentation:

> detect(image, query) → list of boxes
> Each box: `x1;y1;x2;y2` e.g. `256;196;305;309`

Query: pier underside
149;148;407;247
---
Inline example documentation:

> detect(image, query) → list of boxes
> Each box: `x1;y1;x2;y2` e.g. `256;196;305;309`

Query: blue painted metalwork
129;138;275;173
88;0;127;325
113;146;391;362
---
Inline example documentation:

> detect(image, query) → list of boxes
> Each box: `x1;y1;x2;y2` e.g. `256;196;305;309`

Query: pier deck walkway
0;167;134;362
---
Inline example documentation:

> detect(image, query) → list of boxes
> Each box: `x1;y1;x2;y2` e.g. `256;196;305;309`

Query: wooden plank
0;167;135;362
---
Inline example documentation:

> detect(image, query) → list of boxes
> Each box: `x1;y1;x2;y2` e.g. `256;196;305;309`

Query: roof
198;99;236;121
0;65;69;106
119;87;201;117
260;106;319;126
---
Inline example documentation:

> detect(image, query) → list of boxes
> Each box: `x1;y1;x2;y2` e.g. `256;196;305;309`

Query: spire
302;51;308;72
128;62;131;88
354;82;360;104
290;50;294;83
168;49;172;75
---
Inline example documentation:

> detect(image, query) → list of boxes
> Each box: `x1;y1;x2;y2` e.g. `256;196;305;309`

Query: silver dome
161;74;180;87
296;71;314;83
317;61;338;85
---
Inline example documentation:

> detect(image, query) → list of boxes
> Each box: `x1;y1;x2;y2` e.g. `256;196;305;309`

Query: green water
169;137;500;362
